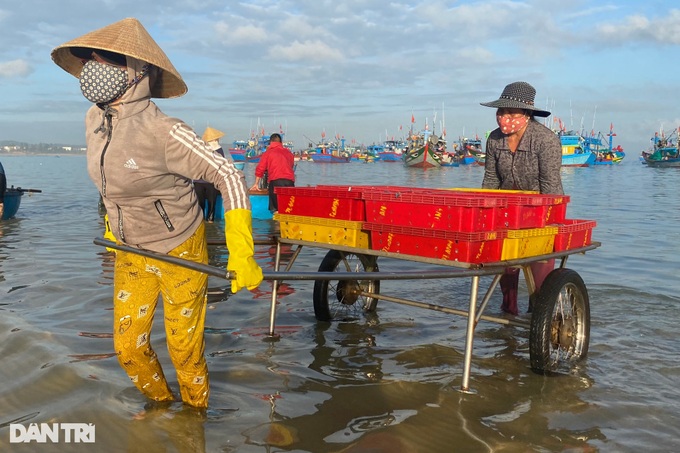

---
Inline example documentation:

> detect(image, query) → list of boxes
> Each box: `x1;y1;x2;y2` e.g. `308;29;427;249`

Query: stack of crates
363;187;595;263
446;188;568;261
273;185;596;263
273;185;406;248
363;188;509;262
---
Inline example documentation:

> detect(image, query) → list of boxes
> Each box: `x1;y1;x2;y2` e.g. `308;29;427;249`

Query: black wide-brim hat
480;81;551;117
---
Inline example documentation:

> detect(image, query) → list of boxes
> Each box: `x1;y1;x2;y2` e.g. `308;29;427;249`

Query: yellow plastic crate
501;226;558;260
274;214;370;248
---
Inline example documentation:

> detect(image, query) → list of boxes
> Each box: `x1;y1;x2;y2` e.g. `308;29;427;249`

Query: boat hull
229;150;246;162
593;151;625;165
562;152;596;167
641;147;680;167
214;192;273;220
377;152;402;162
2;189;22;220
403;144;441;168
645;160;680;167
308;154;350;163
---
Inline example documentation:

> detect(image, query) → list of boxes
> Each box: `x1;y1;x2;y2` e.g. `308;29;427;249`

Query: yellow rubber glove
225;208;263;293
103;214;117;253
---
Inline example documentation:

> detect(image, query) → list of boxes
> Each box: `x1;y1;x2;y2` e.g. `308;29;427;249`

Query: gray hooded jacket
86;57;249;253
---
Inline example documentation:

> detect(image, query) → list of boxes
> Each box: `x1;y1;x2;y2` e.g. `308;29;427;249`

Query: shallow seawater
1;155;679;452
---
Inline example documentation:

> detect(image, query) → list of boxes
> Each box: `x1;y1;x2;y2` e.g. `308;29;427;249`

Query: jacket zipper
154;200;175;232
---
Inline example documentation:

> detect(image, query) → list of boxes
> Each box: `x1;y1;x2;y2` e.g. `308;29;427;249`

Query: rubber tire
529;268;590;374
312;250;380;322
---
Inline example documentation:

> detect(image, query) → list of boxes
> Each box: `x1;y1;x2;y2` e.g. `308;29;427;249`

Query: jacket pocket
154;200;175;232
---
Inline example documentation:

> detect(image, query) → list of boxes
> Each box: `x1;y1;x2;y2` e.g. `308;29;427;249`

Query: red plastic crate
553;219;596;251
448;189;570;228
364;222;507;263
363;188;508;232
275;186;366;221
315;184;416;192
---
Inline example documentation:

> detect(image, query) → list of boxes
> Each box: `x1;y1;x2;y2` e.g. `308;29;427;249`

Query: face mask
496;114;529;135
79;60;129;104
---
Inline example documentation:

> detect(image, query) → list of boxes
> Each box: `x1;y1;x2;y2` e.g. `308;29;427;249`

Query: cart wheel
312;250;380;322
529;268;590;374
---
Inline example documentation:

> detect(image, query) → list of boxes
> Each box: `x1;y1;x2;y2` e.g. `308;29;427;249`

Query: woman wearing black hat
480;81;563;315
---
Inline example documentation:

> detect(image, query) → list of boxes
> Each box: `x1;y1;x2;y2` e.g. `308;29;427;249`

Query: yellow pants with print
113;223;210;408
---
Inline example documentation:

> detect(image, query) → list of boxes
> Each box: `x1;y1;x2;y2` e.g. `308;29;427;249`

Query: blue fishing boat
366;143;400;162
455;137;483;165
380;139;407;162
585;124;625;165
2;188;23;220
308;140;351;163
559;132;596;167
228;140;249;162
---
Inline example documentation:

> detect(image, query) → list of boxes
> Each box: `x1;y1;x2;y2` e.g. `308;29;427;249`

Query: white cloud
0;59;31;77
269;40;344;62
215;21;268;45
597;9;680;45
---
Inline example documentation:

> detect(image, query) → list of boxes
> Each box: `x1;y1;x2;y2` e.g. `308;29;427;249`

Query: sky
0;0;679;153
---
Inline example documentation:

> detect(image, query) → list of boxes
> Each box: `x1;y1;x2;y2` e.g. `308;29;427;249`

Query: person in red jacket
250;133;295;213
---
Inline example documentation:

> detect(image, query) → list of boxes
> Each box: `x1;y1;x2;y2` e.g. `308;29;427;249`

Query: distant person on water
249;133;295;213
0;160;5;218
51;18;263;409
194;126;226;223
480;81;563;315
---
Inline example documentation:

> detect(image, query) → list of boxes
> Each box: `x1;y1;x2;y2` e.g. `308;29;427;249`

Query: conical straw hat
202;127;225;142
51;17;187;99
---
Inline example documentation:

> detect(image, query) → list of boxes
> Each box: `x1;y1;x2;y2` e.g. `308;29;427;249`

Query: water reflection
124;403;208;453
232;316;607;452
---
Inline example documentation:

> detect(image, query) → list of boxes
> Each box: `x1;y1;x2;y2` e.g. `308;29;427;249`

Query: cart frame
266;238;600;392
94;236;599;392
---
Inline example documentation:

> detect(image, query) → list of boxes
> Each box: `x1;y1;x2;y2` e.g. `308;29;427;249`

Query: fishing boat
640;130;680;167
403;132;444;168
641;148;680;167
378;140;406;162
439;152;460;167
228;140;249;162
456;137;484;165
308;141;351;163
244;135;271;163
585;124;625;165
2;188;23;220
559;131;596;167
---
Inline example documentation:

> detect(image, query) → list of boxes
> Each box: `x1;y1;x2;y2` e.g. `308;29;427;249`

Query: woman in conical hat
480;81;563;316
202;126;225;143
195;126;226;222
52;18;263;408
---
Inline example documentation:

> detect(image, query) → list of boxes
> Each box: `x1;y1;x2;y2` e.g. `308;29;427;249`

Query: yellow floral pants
112;223;210;408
